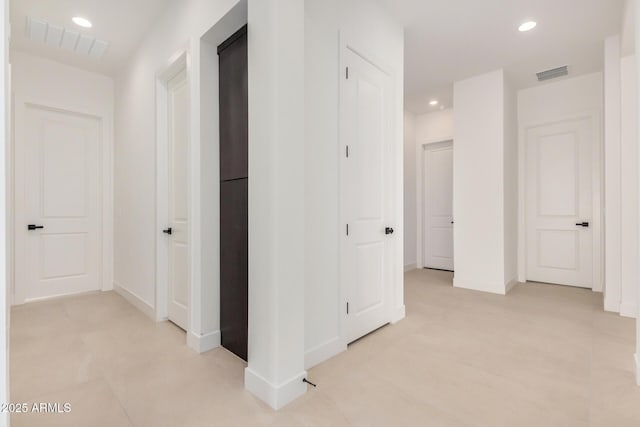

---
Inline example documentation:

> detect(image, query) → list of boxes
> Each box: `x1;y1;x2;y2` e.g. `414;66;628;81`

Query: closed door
218;26;248;361
16;105;100;303
423;143;454;271
342;48;393;343
526;118;593;288
166;68;189;330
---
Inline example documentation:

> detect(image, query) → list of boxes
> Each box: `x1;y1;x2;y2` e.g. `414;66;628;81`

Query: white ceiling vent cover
26;17;109;59
536;66;569;82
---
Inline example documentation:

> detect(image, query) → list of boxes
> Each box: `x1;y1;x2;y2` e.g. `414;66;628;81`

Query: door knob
385;227;394;235
27;224;44;231
162;227;173;235
575;222;589;228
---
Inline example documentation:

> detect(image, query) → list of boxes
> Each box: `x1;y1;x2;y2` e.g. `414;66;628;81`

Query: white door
166;69;189;330
16;105;100;303
341;48;393;343
526;118;593;288
423;142;454;271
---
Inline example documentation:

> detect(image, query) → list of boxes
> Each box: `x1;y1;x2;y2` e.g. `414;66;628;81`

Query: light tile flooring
10;269;640;426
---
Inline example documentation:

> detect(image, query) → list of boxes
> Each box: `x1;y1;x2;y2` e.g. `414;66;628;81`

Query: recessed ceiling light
518;21;537;32
72;16;92;28
429;100;439;106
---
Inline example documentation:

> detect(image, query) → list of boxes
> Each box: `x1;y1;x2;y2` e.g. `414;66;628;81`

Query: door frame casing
11;96;113;305
420;140;454;270
338;38;401;347
518;111;603;291
155;50;191;325
415;138;454;270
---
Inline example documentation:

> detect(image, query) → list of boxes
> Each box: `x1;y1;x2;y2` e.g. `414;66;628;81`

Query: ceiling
10;0;172;76
379;0;626;113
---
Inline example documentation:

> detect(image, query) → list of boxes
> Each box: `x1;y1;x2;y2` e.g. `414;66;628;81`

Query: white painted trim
453;276;509;295
620;301;637;318
604;296;621;313
415;137;454;270
304;337;346;369
186;330;221;354
517;111;604;291
404;262;417;272
505;278;518;294
390;304;406;323
113;281;155;320
155;51;190;328
244;368;307;410
11;97;113;305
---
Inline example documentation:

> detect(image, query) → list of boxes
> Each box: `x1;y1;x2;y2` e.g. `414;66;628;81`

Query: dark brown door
218;25;248;361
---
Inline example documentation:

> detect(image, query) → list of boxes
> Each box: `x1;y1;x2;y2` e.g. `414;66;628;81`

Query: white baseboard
404;263;417;272
391;304;406;323
604;297;621;314
304;337;346;369
244;367;307;410
113;281;155;320
187;330;221;354
453;276;507;295
505;279;518;294
619;301;637;319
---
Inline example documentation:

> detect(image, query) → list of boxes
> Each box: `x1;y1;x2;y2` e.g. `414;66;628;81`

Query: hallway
11;269;639;426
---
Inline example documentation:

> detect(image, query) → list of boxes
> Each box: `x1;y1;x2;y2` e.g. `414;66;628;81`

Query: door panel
526;118;593;288
342;48;392;343
218;26;248;182
220;179;248;361
218;26;248;361
167;68;189;330
423;143;454;271
19;105;100;302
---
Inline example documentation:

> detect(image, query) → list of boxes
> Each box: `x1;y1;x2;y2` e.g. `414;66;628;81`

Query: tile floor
10;269;640;426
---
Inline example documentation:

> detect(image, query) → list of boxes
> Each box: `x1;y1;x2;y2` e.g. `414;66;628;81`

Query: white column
245;0;307;409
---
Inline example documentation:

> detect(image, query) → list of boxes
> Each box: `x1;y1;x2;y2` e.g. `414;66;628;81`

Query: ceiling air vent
26;17;109;59
536;66;569;82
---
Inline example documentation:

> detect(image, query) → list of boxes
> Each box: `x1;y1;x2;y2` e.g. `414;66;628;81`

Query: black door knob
385;227;394;235
27;224;44;231
162;227;173;235
575;222;589;228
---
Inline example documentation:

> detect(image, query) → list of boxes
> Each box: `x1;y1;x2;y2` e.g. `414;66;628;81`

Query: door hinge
346;145;349;158
346;224;349;236
346;66;349;79
347;302;349;314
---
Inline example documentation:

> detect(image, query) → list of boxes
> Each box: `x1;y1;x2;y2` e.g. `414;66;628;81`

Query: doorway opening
421;140;454;273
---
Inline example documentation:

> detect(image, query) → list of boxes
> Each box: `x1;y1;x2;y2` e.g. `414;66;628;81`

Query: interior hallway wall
113;0;240;334
303;0;404;369
403;112;417;270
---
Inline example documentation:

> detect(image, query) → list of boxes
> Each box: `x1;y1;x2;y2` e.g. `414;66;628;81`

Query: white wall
620;55;638;318
403;112;417;269
453;70;512;294
503;78;518;286
10;51;115;303
114;0;241;344
413;108;453;269
517;72;604;290
303;0;404;369
416;109;454;143
1;0;8;422
605;35;623;312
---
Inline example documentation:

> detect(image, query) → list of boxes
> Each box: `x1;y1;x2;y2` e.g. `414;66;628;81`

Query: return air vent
26;17;109;59
536;66;569;82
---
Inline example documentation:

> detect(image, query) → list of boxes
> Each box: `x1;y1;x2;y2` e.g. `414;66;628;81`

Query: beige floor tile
9;270;640;426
